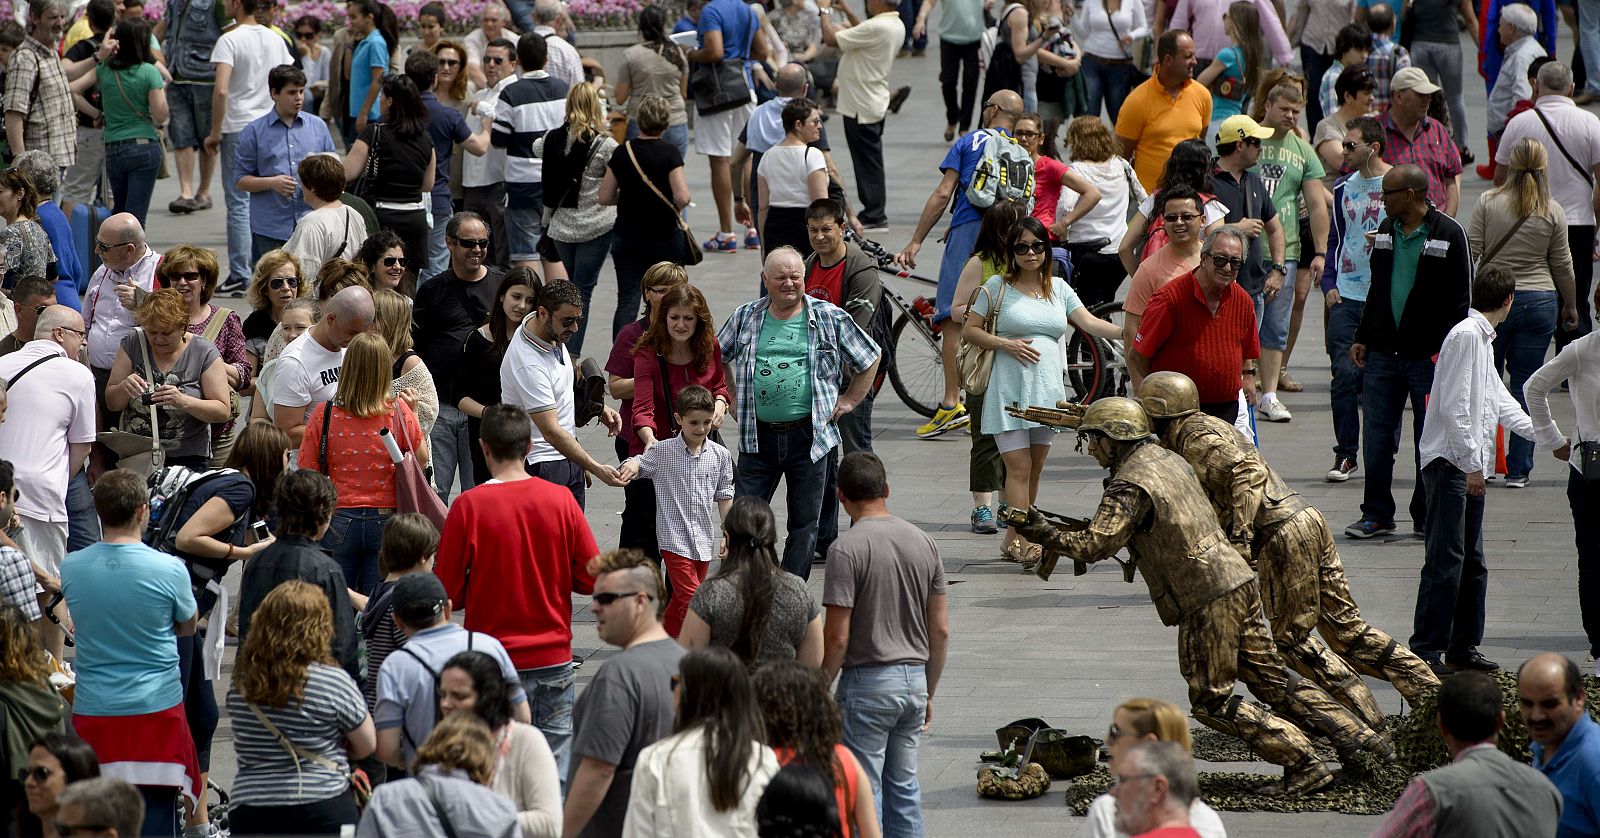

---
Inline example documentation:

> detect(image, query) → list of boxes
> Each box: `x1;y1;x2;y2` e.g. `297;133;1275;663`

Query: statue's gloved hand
1013;508;1070;552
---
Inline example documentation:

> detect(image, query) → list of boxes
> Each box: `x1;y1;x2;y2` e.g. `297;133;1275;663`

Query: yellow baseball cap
1216;114;1275;145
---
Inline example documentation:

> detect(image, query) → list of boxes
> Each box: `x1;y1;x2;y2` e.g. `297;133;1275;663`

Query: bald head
99;212;145;246
1520;653;1583;700
986;90;1024;128
326;285;374;321
775;63;809;97
34;305;83;340
322;286;375;349
763;246;804;275
1392;164;1429;192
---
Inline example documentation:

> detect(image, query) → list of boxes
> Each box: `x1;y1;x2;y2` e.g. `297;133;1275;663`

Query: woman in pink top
297;332;427;594
1014;112;1103;232
630;285;731;451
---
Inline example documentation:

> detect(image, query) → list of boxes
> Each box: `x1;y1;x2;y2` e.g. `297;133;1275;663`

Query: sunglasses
296;29;317;38
169;270;204;283
1342;140;1365;150
438;58;461;67
557;315;582;328
1162;212;1200;223
1107;723;1126;741
452;237;490;249
92;238;128;252
17;766;53;783
1013;240;1048;255
485;56;508;64
1207;254;1244;271
268;276;297;290
1239;137;1262;148
383;256;407;267
592;590;649;605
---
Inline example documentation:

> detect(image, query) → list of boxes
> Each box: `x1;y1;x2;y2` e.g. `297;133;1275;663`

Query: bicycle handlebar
845;229;938;286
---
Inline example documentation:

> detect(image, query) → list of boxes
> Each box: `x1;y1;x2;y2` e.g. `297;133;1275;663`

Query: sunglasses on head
383;256;407;267
592;590;649;605
268;276;297;290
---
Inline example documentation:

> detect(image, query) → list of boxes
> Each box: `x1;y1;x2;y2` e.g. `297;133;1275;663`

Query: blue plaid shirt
718;296;881;462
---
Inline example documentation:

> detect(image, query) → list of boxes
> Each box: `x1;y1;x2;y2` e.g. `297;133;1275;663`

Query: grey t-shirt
568;638;684;838
688;570;820;667
822;515;946;671
119;330;221;462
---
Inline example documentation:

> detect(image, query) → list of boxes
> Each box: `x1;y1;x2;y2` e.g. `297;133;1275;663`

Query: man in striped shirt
491;34;569;272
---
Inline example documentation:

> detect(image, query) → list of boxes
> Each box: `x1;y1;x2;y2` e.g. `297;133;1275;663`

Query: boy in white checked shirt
619;385;735;638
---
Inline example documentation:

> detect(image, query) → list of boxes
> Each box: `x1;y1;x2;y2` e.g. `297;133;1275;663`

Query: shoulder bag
626;140;703;266
385;408;448;529
97;329;164;478
245;702;372;808
352;124;382;202
688;58;752;116
199;308;242;444
955;279;1008;395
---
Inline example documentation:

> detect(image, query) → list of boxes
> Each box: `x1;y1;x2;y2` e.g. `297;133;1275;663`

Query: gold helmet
1137;371;1201;419
1075;397;1151;441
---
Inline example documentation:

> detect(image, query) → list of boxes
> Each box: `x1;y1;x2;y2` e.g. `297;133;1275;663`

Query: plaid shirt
718;295;881;462
0;545;40;621
629;435;735;562
1381;111;1463;209
1366;35;1411;114
4;37;76;168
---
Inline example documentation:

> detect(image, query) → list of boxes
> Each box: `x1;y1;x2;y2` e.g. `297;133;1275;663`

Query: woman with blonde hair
1469;136;1579;487
357;712;520;837
226;581;375;834
373;287;439;451
105;288;233;468
297;332;428;593
1198;0;1266;148
1083;698;1226;838
244;250;307;372
535;82;620;356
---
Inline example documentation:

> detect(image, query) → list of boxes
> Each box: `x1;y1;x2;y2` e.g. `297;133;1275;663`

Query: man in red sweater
435;403;598;790
1129;226;1262;426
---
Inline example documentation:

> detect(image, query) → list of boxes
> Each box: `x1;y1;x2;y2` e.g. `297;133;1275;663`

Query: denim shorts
167;81;214;150
505;206;545;262
1257;260;1296;350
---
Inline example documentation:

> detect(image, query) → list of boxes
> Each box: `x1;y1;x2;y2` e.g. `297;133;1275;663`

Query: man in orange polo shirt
1130;226;1261;425
1116;29;1213;191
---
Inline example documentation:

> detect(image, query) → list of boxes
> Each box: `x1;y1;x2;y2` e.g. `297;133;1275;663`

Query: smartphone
251;520;270;541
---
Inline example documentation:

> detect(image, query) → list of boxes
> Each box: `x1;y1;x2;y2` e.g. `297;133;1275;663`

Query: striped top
225;663;369;806
490;71;570;209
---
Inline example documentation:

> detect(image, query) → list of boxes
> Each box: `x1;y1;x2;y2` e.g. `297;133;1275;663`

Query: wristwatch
1268;263;1286;275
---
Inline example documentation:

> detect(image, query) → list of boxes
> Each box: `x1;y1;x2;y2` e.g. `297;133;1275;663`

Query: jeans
1491;289;1557;479
1360;351;1435;527
1301;45;1336;131
837;664;928;838
323;507;389;595
1412;458;1487;659
553;232;615;357
426;217;450;281
819;395;876;554
176;633;218;770
843;117;887;227
1409;40;1469;148
897;0;926;48
1561;225;1597;348
519;661;575;794
735;423;831;579
139;785;180;838
1582;0;1600;94
939;39;981;130
529;458;586;508
624;121;690;159
934;220;982;321
504;0;534;33
251;233;287;266
1259;260;1296;350
65;470;98;552
431;403;475;500
219;132;253;286
1080;56;1135;123
103;139;162;227
1568;467;1600;656
612;232;684;339
1325;298;1366;460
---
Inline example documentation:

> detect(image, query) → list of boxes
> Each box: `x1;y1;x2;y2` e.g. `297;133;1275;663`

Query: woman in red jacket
630;285;731;449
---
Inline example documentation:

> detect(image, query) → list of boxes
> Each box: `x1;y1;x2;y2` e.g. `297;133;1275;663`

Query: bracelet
226;543;235;560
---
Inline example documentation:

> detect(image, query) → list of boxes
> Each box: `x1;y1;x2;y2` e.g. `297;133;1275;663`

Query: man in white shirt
463;39;518;269
82;214;159;412
532;0;583;87
1498;60;1600;346
204;0;296;295
500;279;623;508
0;306;95;659
271;285;375;448
284;152;369;282
1413;266;1547;675
465;3;521;90
818;0;902;231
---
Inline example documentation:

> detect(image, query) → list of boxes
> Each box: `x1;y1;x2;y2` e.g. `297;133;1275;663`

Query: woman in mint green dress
964;216;1122;564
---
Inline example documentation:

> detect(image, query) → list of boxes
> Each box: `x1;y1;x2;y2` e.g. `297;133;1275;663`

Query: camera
140;390;157;406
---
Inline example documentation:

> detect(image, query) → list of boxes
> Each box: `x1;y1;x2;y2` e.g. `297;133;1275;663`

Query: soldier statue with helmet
1137;371;1440;722
1005;397;1394;796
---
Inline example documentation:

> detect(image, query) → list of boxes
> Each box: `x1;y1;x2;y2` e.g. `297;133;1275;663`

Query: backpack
165;0;222;82
144;465;248;596
397;631;478;752
965;128;1035;212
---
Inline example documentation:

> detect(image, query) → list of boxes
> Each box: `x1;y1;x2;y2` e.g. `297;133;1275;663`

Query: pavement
139;15;1590;836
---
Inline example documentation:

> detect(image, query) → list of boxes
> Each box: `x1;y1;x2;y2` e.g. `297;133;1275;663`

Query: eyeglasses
438;58;460;67
1207;254;1244;271
557;315;583;327
452;237;489;249
1014;130;1040;139
382;256;407;267
1162;212;1200;223
268;276;297;290
296;29;318;38
169;270;204;283
592;590;650;605
56;325;86;339
1013;240;1049;255
92;238;129;252
17;766;53;783
485;56;508;65
1107;723;1126;741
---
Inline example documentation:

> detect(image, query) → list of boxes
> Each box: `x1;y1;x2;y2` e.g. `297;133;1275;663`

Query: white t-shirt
0;343;96;523
758;144;826;208
1083;793;1228;838
500;319;573;465
465;27;521;65
1498;97;1600;226
285;204;369;284
212;24;297;134
272;330;345;417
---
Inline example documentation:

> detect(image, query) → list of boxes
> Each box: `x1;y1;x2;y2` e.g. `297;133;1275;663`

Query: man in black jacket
1347;164;1472;539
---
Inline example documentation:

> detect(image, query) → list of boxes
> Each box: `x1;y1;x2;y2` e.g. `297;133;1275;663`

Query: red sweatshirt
435;478;598;670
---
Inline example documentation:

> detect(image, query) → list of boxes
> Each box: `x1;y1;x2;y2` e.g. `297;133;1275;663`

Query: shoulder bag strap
656;353;679;435
6;354;54;389
1535;106;1595;187
137;329;161;453
988;277;1007;331
1476;211;1534;269
319;400;333;475
626;141;689;233
420;776;462;838
200;306;227;342
109;68;153;122
246;701;350;776
331;207;352;260
1103;0;1131;58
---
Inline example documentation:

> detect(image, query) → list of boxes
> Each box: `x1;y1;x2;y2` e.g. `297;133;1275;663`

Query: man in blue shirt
235;64;335;264
1523;652;1600;837
405;50;491;281
686;0;764;253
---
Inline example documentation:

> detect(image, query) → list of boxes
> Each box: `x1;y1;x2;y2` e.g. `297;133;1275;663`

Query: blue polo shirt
349;29;389;120
941;128;1012;229
423;90;472;219
234;108;338;240
1534;713;1600;838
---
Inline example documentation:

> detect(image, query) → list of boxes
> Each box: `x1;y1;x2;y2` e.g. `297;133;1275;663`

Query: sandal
1278;369;1303;393
1001;538;1042;565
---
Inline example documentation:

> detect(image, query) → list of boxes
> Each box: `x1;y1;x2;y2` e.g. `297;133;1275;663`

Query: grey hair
1501;3;1538;36
1539;60;1577;97
56;778;144;838
27;0;68;19
480;2;510;21
11;150;56;195
533;0;562;23
1201;225;1249;256
1126;741;1198;807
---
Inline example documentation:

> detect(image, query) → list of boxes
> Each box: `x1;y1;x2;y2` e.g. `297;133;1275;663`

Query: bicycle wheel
1066;301;1127;402
888;312;943;418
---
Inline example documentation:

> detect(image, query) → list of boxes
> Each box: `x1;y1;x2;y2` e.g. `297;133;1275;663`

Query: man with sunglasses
82;214;158;418
1123;184;1205;391
461;39;519;270
0;275;55;357
1210;117;1287;375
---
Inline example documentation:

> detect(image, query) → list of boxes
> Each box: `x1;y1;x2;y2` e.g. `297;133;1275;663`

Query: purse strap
318;400;332;475
626;141;690;233
136;328;161;454
1476;212;1532;270
246;700;353;778
420;776;461;838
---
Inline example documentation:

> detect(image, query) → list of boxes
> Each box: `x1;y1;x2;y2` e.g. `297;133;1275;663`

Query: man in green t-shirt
1251;82;1329;424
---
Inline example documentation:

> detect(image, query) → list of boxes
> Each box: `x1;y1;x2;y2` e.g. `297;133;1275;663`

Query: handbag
246;702;373;809
626;141;703;266
385;410;448;529
351;124;382;202
688;58;752;116
97;330;164;479
956;279;1007;395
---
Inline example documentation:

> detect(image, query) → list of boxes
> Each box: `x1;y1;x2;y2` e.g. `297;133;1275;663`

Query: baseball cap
1389;66;1442;95
392;573;449;624
1215;115;1274;146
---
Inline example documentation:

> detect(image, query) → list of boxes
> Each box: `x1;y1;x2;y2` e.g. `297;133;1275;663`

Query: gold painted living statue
1136;372;1441;723
1003;397;1394;796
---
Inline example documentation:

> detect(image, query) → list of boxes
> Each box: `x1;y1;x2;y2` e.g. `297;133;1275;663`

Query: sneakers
702;233;738;253
743;228;761;250
1344;518;1396;539
215;276;249;297
1326;457;1358;482
1505;474;1530;488
861;222;890;233
971;506;998;534
1258;397;1292;423
915;403;970;438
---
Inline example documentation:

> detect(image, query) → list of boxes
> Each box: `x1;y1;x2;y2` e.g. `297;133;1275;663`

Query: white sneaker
1258;397;1293;423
